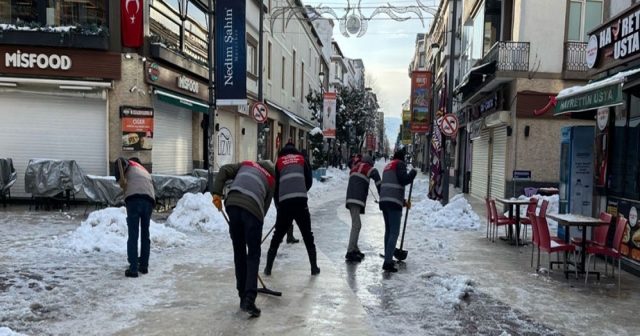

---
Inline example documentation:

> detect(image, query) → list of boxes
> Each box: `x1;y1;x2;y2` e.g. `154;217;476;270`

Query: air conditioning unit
484;111;509;128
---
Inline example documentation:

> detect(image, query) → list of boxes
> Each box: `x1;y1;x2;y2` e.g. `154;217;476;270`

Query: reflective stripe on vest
346;162;374;208
229;161;275;217
350;162;372;182
379;159;404;206
277;154;307;202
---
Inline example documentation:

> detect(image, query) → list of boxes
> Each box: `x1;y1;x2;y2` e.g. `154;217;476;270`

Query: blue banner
215;0;247;106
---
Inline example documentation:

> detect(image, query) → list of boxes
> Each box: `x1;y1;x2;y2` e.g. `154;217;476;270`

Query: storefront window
625;94;640;199
610;103;627;196
2;0;108;27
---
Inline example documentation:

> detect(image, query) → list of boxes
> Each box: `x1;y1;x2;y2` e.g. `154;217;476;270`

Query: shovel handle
398;181;414;251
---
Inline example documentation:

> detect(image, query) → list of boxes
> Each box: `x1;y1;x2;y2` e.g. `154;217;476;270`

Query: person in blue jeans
378;150;416;272
114;157;155;278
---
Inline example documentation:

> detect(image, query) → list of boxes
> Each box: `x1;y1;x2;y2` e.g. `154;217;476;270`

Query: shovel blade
394;248;408;261
257;287;282;297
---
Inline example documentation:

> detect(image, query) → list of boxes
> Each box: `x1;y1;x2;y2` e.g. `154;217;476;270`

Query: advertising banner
215;0;247;106
402;109;412;144
610;198;640;265
410;70;432;133
366;134;375;151
429;76;446;200
323;92;337;138
121;0;143;47
121;106;154;151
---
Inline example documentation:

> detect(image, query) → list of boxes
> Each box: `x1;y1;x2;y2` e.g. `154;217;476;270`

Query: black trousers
270;199;316;254
227;206;263;302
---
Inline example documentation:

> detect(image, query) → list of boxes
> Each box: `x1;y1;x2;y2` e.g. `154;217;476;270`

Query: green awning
554;67;640;115
154;87;209;114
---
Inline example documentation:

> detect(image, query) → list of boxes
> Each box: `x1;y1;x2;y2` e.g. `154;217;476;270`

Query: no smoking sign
440;114;459;137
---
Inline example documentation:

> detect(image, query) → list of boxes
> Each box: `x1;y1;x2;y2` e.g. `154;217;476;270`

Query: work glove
409;169;418;179
212;194;223;212
404;201;412;210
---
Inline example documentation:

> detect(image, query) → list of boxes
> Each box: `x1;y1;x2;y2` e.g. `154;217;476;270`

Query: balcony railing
563;42;588;72
484;41;530;72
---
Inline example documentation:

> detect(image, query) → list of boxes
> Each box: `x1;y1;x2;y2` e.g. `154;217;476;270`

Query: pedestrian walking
264;143;320;276
379;150;417;272
211;160;276;318
345;155;381;262
114;157;155;278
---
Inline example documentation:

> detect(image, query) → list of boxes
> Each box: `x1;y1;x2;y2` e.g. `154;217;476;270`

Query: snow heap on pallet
410;194;482;231
168;192;278;232
63;207;186;253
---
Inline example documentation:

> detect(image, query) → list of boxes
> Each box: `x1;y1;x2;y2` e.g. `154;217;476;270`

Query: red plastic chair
585;216;628;293
538;199;550;218
533;213;578;278
571;212;613;270
520;197;538;241
530;212;564;268
485;197;493;240
490;199;517;244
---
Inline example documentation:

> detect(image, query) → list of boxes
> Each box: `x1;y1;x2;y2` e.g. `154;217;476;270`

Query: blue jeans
227;206;263;301
382;209;403;264
126;199;153;273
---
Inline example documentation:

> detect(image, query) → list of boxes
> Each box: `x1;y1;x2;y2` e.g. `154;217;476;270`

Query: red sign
366;134;375;151
252;102;268;123
121;0;143;47
121;106;154;151
440;114;459;137
410;71;432;133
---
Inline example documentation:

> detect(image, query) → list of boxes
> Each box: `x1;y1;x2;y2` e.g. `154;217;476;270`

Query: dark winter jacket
346;155;381;214
213;161;276;222
274;144;313;207
114;157;155;205
379;158;416;211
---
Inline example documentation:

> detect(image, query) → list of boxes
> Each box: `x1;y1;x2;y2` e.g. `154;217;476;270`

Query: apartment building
452;0;611;200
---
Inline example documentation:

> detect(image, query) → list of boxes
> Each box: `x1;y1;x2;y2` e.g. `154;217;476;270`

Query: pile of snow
168;192;279;232
432;275;475;309
167;192;228;233
506;194;560;232
410;194;481;231
63;207;186;253
0;328;29;336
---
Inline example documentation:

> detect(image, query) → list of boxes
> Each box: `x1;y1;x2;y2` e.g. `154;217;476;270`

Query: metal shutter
471;129;491;199
0;92;107;199
490;126;507;201
152;99;193;175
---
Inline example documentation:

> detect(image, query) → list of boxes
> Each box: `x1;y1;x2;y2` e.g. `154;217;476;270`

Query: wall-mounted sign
586;34;599;68
597;107;609;130
555;83;622;115
217;127;234;166
215;0;247;106
512;170;532;180
121;106;154;151
478;93;498;114
144;61;207;102
0;46;120;79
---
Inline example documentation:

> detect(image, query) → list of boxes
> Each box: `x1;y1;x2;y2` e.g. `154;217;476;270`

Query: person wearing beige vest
114;157;155;278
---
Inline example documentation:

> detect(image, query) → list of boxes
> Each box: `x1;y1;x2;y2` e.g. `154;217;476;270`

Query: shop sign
0;46;121;79
597;107;609;130
554;84;622;115
144;62;207;102
586;35;599;68
215;0;247;106
410;70;431;133
5;51;72;70
478;93;497;114
217;127;234;166
596;7;640;63
512;170;531;180
120;106;154;151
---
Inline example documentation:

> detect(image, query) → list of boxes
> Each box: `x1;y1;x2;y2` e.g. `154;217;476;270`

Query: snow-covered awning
554;68;640;115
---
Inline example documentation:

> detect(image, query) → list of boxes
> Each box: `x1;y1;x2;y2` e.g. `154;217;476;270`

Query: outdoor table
151;174;207;200
83;175;125;211
24;159;85;211
546;213;608;278
0;158;17;207
497;198;537;246
538;188;559;196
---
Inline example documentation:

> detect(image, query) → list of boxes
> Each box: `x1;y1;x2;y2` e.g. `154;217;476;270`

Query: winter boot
125;270;138;278
240;297;261;318
286;226;300;244
344;251;362;262
264;248;277;276
382;262;398;273
309;250;321;275
354;249;365;258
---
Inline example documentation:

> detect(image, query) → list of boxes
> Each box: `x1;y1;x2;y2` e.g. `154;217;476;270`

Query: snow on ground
62;207;186;253
167;192;228;233
308;167;349;199
0;328;28;336
410;194;481;231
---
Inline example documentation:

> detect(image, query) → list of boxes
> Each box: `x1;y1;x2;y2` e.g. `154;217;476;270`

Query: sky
303;0;437;144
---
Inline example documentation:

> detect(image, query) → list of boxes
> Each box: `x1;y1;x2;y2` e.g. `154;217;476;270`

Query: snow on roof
557;67;640;99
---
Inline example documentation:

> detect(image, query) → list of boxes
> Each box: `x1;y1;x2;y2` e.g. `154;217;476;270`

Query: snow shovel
221;211;282;297
369;186;379;203
394;181;414;261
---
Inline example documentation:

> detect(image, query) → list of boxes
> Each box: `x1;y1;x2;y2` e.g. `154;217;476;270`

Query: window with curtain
247;42;257;76
472;4;485;60
568;0;603;42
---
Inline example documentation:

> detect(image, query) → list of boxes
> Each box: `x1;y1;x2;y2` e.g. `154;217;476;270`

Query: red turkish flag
121;0;143;47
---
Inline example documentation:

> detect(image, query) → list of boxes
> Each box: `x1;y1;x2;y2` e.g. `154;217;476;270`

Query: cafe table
546;213;608;278
497;198;537;246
